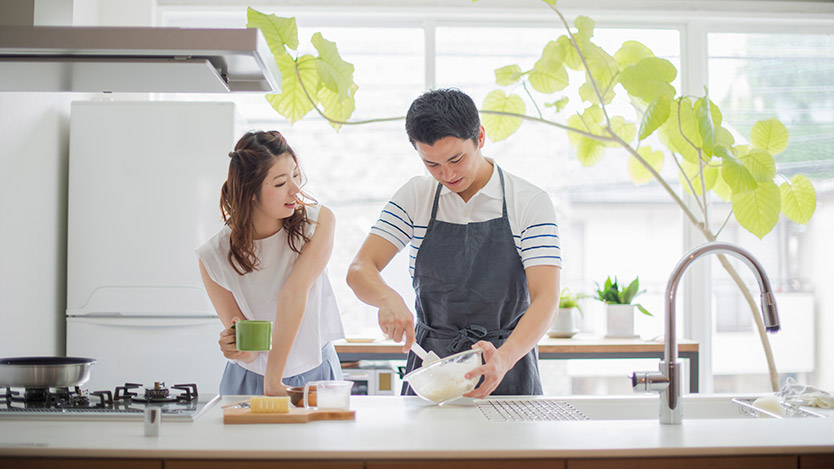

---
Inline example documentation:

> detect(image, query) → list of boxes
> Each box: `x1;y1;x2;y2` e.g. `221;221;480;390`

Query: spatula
411;342;441;366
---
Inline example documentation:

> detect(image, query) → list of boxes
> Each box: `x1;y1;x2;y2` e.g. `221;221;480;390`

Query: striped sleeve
371;200;414;251
518;192;562;268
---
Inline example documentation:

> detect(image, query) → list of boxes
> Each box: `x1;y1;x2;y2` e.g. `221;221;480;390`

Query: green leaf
750;118;789;155
319;82;357;131
495;64;523;86
627;146;664;186
720;158;758;195
481;90;525;142
620;278;640;304
311;32;355;100
529;57;569;93
580;43;618;99
780;174;816;224
715;126;735;147
558;35;582;71
614;40;655;69
265;53;318;123
574;16;595;43
711;169;733;201
567;114;605;166
638;94;671;141
246;7;298;53
740;148;776;182
608;116;636;147
732;181;781;239
678;159;718;196
659;98;701;164
695;95;715;157
540;0;557;5
545;96;570;112
619;57;677;102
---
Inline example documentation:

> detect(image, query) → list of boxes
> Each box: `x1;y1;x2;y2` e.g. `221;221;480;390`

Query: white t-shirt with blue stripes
371;159;561;278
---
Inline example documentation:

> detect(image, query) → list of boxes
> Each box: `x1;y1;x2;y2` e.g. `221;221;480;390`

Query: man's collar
439;157;502;200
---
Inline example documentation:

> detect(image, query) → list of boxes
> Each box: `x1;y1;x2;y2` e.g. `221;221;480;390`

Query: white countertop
1;395;833;460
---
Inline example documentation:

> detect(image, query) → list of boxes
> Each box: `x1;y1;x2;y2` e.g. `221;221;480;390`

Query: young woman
197;130;344;396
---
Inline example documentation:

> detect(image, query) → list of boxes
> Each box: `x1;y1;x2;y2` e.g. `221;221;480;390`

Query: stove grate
476;399;589;421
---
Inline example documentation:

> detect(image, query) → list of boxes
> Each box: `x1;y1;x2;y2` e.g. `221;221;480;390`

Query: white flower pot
605;304;637;338
548;307;579;338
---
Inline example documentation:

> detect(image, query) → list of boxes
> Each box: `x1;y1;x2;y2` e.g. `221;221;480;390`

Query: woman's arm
198;260;257;364
264;206;336;396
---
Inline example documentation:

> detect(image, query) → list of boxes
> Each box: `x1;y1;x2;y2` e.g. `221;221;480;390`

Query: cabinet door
800;454;834;469
0;459;161;469
567;456;797;469
367;460;565;469
166;461;364;469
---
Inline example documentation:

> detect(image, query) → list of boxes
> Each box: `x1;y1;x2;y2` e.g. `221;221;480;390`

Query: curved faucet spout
632;241;780;424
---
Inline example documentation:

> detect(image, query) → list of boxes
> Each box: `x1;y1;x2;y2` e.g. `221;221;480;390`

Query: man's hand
462;341;513;398
378;295;416;352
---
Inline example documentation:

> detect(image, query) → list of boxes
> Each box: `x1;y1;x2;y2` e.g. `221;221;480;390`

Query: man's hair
405;88;480;147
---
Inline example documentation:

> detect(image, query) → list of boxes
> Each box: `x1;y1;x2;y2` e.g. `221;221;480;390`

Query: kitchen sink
476;395;828;421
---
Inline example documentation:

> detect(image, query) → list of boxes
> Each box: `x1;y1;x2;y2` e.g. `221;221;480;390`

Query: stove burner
4;382;197;410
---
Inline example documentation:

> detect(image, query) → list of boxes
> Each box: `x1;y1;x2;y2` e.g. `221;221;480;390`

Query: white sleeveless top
196;204;344;377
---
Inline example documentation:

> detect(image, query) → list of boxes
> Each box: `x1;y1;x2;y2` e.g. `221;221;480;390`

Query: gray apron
402;166;542;396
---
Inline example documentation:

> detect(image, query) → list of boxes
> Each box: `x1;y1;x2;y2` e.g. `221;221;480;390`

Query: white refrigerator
66;101;242;392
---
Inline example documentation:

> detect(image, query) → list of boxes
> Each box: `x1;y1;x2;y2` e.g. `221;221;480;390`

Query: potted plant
594;276;652;338
549;288;588;338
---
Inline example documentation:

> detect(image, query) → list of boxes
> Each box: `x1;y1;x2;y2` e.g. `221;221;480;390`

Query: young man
346;88;561;397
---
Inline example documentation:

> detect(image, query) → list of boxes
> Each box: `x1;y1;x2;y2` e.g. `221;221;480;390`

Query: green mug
234;320;272;351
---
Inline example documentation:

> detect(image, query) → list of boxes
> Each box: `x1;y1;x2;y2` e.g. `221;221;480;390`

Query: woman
197;130;345;396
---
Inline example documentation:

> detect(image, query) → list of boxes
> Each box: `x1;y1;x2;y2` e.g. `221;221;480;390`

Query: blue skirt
218;341;342;395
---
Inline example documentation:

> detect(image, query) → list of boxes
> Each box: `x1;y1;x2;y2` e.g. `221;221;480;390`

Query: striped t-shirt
371;160;561;278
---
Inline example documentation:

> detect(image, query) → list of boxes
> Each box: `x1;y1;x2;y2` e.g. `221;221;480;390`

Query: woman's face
253;153;301;223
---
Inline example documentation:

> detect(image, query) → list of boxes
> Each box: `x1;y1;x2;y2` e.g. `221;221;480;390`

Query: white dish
547;330;579;338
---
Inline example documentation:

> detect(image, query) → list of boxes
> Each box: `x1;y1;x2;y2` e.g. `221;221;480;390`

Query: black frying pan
0;357;97;388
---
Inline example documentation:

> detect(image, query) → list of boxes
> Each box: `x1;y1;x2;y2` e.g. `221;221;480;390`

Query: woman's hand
264;376;290;397
462;341;512;399
218;316;256;363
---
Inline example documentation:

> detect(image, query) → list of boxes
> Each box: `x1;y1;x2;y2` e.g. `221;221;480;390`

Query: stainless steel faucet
630;241;780;424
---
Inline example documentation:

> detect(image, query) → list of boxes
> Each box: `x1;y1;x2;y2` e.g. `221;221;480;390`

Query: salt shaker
144;406;161;437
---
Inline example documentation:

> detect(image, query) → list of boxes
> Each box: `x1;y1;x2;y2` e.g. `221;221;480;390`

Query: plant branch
479;109;615;144
670;152;707;215
294;61;404;126
715;209;733;238
522;81;545;120
548;4;612;127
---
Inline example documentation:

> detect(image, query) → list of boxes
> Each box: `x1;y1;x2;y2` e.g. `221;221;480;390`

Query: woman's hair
405;87;481;147
220;130;314;275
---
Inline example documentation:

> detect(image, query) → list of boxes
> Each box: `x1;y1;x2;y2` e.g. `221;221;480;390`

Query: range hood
0;26;281;93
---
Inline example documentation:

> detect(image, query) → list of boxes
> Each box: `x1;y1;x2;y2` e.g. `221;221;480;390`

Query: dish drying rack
731;398;826;419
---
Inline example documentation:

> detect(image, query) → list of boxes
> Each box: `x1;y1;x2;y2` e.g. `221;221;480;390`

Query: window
161;4;834;395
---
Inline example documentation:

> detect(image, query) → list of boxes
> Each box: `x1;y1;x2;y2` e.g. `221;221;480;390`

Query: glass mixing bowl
403;348;484;405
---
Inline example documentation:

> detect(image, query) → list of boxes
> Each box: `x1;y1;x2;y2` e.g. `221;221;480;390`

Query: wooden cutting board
223;406;356;424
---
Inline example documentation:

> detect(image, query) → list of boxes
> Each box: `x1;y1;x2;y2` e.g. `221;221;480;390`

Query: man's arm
346;234;416;352
464;264;560;398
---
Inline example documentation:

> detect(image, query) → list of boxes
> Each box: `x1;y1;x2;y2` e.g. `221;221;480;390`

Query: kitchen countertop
1;395;833;460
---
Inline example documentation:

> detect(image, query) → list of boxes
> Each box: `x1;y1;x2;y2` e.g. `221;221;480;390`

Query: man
346;88;561;397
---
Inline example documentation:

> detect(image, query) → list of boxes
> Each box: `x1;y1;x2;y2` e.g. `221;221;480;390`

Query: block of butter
249;396;290;413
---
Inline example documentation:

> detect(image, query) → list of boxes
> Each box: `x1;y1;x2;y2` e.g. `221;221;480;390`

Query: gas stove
0;381;219;421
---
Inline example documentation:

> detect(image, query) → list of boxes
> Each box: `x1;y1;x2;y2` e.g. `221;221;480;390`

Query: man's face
415;127;488;201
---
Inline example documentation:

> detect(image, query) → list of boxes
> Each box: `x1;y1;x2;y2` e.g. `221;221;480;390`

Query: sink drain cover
475;399;589;421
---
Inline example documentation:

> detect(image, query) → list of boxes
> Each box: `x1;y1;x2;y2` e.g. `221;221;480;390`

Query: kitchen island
1;395;833;468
